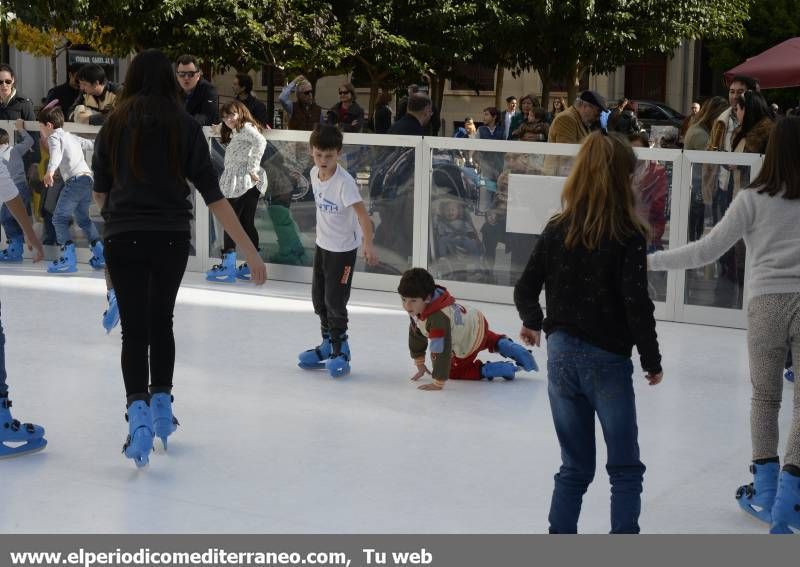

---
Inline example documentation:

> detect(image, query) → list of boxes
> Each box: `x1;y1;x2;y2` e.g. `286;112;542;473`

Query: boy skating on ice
398;267;537;391
297;125;378;377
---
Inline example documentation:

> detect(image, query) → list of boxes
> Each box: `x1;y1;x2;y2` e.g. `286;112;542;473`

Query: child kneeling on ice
398;267;537;390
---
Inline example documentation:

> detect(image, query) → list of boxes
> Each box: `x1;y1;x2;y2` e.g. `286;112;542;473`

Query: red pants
449;323;503;380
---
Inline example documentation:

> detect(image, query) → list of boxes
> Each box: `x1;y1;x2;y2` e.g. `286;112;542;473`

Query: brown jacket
543;106;589;175
288;102;323;131
701;108;733;204
732;117;774;195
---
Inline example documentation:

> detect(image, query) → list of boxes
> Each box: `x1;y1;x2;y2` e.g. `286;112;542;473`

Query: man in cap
544;90;607;175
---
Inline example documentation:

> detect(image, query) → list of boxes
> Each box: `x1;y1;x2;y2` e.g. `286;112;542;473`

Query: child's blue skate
150;393;179;450
482;361;517;381
102;289;120;334
206;251;237;283
786;367;795;383
0;397;47;459
47;242;77;273
735;461;780;524
88;240;105;269
236;263;251;281
770;470;800;534
325;339;351;378
0;236;24;263
122;400;154;468
496;337;538;371
298;334;332;369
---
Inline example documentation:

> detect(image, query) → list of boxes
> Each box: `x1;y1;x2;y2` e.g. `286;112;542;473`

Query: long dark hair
732;90;772;150
104;49;184;181
748;116;800;199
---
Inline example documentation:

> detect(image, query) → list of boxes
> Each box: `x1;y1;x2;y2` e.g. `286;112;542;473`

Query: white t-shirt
0;160;20;203
311;164;363;252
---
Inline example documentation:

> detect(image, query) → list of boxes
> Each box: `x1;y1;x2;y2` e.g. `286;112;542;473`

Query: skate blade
0;438;47;459
737;500;772;524
206;276;236;283
298;362;326;370
769;523;798;534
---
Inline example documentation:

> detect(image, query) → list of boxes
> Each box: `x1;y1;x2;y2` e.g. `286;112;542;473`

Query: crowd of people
0;54;798;535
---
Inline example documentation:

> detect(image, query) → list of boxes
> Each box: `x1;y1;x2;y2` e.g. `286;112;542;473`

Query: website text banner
1;535;797;567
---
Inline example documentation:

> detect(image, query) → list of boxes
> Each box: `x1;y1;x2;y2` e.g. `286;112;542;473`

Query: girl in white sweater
207;101;267;282
648;117;800;534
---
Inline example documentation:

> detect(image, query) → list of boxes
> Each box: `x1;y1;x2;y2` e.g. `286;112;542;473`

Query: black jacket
240;93;269;127
182;79;219;126
388;114;425;136
514;221;662;373
46;83;81;116
373;105;392;134
0;94;35;120
92;108;225;238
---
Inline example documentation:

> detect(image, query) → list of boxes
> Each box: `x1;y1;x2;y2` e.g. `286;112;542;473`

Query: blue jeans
0;303;7;397
0;181;31;240
546;331;646;534
53;175;99;246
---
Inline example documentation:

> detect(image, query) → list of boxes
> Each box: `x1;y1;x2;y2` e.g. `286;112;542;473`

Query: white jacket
219;122;268;198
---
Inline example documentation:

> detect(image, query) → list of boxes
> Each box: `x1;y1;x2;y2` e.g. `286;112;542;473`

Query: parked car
634;100;685;133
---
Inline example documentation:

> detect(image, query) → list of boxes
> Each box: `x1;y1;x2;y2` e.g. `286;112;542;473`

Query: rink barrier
6;121;763;330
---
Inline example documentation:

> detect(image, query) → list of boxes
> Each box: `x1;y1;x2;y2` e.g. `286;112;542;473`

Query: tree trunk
51;54;58;86
0;21;9;64
566;59;580;104
494;65;504;109
539;70;552;111
430;75;445;132
264;63;275;128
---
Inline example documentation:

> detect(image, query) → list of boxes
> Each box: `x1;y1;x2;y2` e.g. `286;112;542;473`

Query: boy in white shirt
38;106;104;273
0;159;46;458
0;119;34;262
297;125;378;377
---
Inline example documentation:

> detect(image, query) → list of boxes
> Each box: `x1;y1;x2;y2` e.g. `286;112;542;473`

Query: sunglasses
176;71;199;78
0;79;13;85
338;90;350;95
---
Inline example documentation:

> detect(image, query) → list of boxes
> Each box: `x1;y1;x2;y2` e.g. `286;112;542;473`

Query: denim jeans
0;181;31;240
0;303;7;397
52;175;99;245
546;330;646;534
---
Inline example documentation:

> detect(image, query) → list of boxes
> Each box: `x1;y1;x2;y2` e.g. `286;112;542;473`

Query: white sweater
648;187;800;298
46;128;93;180
219;122;267;198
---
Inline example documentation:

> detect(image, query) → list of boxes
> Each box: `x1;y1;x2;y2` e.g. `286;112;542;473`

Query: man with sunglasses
0;65;34;121
175;54;219;126
278;75;324;131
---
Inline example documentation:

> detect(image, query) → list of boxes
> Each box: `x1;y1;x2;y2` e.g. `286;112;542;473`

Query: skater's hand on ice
27;239;44;262
418;379;444;391
410;364;431;381
520;326;541;347
645;371;663;386
246;253;268;285
43;172;54;188
363;241;379;266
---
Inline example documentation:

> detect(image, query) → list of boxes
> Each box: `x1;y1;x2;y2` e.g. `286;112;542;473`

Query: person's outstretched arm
207;199;267;284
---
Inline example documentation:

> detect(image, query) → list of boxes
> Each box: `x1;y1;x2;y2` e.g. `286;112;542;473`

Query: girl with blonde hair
514;131;663;533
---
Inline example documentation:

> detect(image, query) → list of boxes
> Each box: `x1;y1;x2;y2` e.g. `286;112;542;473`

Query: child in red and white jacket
397;268;538;390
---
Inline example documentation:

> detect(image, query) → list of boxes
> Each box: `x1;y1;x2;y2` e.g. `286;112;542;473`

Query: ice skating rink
0;263;793;534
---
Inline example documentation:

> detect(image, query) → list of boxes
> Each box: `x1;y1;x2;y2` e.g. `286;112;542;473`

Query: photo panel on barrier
683;160;749;310
208;137;414;276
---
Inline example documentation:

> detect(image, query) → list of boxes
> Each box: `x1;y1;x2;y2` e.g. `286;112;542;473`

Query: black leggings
223;187;260;253
104;231;190;400
311;246;357;350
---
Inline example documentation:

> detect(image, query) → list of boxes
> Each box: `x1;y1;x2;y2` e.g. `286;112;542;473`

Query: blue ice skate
786;367;795;383
102;289;120;334
325;339;351;378
298;334;332;369
47;242;77;273
150;393;179;450
482;361;517;381
236;262;251;281
122;400;154;468
206;251;237;283
89;240;105;269
0;398;47;459
736;461;780;524
770;470;800;534
496;337;538;372
0;236;24;263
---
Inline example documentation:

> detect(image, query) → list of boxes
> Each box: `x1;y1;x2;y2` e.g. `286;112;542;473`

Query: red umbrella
724;37;800;89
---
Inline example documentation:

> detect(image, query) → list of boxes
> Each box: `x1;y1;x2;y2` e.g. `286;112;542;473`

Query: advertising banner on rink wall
1;535;797;567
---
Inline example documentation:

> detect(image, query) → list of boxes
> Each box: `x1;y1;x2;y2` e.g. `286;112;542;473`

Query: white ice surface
0;264;793;533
